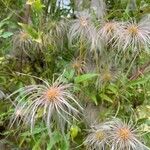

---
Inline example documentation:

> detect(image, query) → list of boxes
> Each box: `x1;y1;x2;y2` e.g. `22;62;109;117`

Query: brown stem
129;60;150;80
22;4;31;24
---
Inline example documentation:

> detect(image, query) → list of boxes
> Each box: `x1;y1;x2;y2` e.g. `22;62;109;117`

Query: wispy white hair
109;119;150;150
117;18;150;51
84;122;111;150
68;10;99;51
91;0;106;19
8;76;83;134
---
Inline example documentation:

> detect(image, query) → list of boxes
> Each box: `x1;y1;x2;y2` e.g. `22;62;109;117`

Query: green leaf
107;84;118;94
32;138;42;150
1;32;13;38
33;0;45;13
21;127;46;137
128;76;150;87
100;93;113;103
60;133;70;150
0;29;4;35
47;131;62;150
74;73;98;83
91;94;98;105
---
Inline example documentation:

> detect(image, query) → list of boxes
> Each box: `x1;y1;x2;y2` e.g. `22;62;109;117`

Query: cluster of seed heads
84;119;150;150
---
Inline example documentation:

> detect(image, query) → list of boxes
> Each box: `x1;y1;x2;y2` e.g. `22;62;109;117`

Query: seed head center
106;23;115;32
20;32;28;40
45;88;59;100
128;25;138;35
72;61;81;69
80;18;88;27
102;72;112;81
118;128;131;140
95;131;105;141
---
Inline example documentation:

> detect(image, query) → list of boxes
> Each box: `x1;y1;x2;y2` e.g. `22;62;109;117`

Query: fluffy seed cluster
98;21;122;44
84;122;111;150
8;77;83;133
71;57;86;75
12;31;32;55
84;119;150;150
69;11;150;52
69;11;98;50
117;19;150;51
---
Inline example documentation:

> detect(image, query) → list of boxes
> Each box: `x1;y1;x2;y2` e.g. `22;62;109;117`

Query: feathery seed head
84;119;150;150
117;19;150;51
98;21;122;44
96;65;119;88
84;123;111;150
79;17;88;27
69;11;98;51
9;104;27;128
108;119;150;150
12;31;32;53
71;57;86;74
91;0;106;19
95;130;106;141
8;77;83;133
44;20;67;50
101;70;112;82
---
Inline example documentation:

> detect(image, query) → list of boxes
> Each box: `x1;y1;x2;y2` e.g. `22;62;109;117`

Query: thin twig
129;60;150;80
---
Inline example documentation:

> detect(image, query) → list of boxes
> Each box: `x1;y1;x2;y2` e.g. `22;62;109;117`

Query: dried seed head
98;21;122;44
104;22;116;32
69;11;99;51
117;18;150;51
101;71;112;82
84;123;111;150
8;77;83;134
108;119;150;150
71;58;86;74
